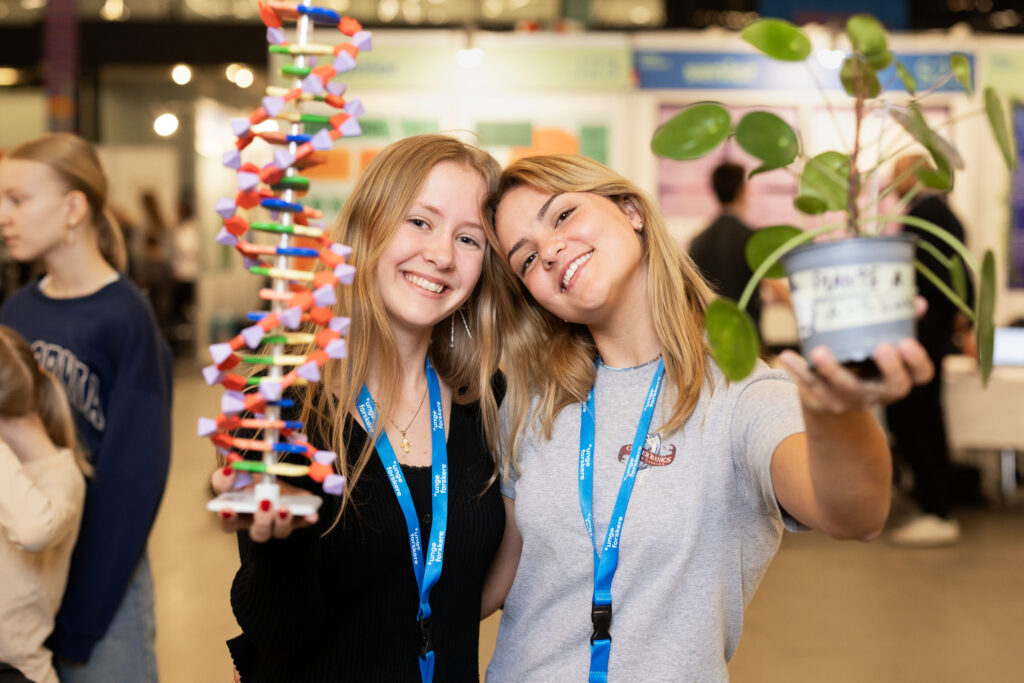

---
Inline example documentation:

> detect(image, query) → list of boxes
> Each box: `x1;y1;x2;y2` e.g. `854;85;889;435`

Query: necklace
598;354;663;372
389;383;429;455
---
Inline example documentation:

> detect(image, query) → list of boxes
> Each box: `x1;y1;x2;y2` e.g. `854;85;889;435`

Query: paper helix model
201;1;371;516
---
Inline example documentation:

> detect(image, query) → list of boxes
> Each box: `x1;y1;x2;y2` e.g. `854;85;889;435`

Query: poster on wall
1011;103;1024;290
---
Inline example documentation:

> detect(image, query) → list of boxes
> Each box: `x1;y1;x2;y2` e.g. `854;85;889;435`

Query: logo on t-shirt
32;341;105;431
617;432;675;469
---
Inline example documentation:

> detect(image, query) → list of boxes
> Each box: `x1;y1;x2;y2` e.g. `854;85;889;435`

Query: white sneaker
888;514;961;547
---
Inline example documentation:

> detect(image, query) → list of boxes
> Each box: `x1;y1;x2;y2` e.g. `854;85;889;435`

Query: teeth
404;273;444;293
562;252;592;289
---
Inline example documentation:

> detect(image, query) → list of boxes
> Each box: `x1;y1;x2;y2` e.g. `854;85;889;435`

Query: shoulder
0;279;44;318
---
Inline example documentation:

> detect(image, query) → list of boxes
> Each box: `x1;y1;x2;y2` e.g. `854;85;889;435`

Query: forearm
802;406;892;540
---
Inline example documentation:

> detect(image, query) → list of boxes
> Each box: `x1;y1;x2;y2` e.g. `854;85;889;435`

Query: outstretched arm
481;495;521;619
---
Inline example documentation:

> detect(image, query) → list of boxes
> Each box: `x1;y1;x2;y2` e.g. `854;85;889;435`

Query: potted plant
651;14;1016;385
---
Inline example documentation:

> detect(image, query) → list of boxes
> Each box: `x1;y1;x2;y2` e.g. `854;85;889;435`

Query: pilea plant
651;14;1016;385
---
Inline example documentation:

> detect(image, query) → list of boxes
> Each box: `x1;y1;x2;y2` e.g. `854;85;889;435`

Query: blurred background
1;1;1023;681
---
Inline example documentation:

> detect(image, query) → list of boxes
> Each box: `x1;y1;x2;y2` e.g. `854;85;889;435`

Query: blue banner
635;50;973;94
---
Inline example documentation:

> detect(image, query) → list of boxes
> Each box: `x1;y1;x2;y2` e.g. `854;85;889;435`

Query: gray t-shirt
487;358;804;682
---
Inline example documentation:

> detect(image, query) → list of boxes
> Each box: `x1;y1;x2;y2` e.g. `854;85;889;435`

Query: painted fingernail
220;510;232;519
278;509;288;520
223;465;233;476
259;499;271;512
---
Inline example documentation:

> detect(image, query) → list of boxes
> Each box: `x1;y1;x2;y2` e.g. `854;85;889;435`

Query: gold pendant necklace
390;383;428;455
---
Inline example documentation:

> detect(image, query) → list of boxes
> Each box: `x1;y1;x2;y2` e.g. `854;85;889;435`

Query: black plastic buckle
419;615;434;657
590;602;612;644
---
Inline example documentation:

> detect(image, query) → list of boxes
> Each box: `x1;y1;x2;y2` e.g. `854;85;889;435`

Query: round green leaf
840;56;880;99
846;14;887;57
866;49;893;71
706;298;760;381
741;18;811;62
985;87;1017;171
745;225;803;278
650;103;732;161
794;195;827;215
976;250;996;386
950;53;972;97
735;111;799;175
800;151;850;212
895;61;917;95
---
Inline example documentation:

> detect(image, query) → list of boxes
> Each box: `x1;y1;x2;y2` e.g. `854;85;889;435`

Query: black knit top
227;397;504;682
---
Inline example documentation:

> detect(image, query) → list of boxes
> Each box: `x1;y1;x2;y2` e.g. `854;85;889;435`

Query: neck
589;300;662;370
43;237;116;298
367;326;433;396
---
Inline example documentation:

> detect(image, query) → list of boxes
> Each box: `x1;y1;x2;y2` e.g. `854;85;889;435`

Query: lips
561;251;592;291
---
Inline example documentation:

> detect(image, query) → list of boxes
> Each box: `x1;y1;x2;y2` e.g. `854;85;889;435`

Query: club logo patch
617;433;675;469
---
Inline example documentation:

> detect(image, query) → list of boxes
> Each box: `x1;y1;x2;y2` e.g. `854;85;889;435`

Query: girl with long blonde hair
478;154;933;681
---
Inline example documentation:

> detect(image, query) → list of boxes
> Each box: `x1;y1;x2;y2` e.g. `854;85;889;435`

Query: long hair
0;325;90;474
479;154;715;474
297;134;501;531
7;133;127;272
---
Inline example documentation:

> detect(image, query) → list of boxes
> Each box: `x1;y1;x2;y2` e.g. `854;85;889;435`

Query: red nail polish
259;499;271;512
278;509;288;520
220;510;232;519
223;466;233;476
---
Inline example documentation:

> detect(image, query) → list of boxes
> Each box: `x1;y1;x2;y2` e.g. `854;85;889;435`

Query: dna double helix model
201;1;372;513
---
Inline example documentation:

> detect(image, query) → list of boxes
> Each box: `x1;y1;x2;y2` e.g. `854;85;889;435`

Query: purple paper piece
311;128;333;151
326;81;347;97
230;117;252;137
233;471;254;489
340;118;362;137
259;380;283;402
215;228;238;247
302;73;325;95
329;317;351;334
325;339;347;360
313;285;336;307
274;149;295;170
261;95;285;117
280;307;302;330
353;31;372;51
241;325;265;349
266;26;286;45
308;56;317;67
333;52;356;73
344;99;365;117
237;171;259;192
323;474;346;496
297;361;321;382
222;149;242;170
334;263;356;285
197;417;218;437
215;196;237;219
222;391;245;414
314;450;336;465
330;243;354;258
243;257;262;270
202;364;224;386
289;432;308;444
209;343;234;365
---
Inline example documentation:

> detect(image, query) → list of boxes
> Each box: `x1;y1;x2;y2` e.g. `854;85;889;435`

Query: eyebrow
505;193;561;265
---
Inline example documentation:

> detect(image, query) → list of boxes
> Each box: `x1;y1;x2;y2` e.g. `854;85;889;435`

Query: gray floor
151;364;1024;682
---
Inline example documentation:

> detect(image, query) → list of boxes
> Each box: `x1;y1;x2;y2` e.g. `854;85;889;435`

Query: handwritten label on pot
789;262;915;336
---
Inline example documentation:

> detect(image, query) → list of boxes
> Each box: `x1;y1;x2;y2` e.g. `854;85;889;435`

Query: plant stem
915;260;975;321
847;97;864;234
872;213;981;272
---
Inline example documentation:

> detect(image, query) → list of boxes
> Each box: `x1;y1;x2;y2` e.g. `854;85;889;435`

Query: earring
450;315;455;348
459;307;472;340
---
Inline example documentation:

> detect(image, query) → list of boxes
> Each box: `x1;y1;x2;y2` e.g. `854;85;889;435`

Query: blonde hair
0;325;91;474
7;133;127;272
296;134;501;530
479;154;715;473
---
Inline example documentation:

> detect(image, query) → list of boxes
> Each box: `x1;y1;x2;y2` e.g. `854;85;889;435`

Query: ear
617;196;643;233
64;189;90;227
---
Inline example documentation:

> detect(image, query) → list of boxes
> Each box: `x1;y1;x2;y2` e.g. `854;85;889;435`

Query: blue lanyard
579;357;665;683
357;358;448;683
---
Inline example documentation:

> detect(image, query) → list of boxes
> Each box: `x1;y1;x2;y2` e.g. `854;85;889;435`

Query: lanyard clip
590;602;612;644
419;615;434;658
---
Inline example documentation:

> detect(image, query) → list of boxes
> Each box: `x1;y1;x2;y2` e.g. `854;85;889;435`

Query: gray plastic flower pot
780;234;917;373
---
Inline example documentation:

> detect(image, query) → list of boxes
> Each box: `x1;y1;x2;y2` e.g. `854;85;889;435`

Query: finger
249;498;275;543
273;506;293;539
777;349;846;413
211;465;235;495
913;295;929;321
897;338;935;385
217;507;251;534
870;342;913;402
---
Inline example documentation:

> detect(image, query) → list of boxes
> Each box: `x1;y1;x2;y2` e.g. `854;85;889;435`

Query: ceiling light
154;113;179;137
171;64;192;85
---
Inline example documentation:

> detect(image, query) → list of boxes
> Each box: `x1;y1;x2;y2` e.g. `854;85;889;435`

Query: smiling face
0;158;77;263
494;184;646;328
375;160;488;338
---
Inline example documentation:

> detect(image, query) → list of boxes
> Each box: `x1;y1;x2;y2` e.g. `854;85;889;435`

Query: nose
540;234;565;269
423;231;455;270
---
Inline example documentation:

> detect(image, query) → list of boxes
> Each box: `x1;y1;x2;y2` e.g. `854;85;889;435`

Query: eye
555;207;575;226
457;234;481;248
407;217;429;230
519;252;536;276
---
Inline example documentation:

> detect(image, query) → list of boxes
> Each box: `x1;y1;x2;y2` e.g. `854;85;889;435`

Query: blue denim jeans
57;553;159;683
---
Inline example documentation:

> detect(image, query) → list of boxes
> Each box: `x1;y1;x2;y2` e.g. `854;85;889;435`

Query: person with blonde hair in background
0;325;88;683
0;133;172;682
477;154;934;681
